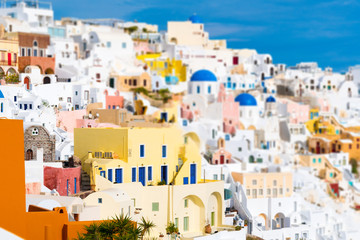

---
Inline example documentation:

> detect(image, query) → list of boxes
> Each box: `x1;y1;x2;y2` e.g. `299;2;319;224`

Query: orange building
308;131;360;160
0;119;99;239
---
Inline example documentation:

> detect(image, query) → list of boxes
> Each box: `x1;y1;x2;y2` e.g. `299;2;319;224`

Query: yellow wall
233;172;293;199
74;126;202;189
137;55;187;82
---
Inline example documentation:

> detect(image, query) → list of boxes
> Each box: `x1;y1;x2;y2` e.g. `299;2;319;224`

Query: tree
138;217;156;239
5;74;19;84
350;158;358;174
76;214;142;240
165;222;178;235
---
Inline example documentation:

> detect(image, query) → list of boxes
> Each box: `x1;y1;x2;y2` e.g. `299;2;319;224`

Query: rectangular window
211;212;215;226
40;49;44;57
175;218;179;228
267;188;271;195
27;48;31;56
208;85;211;94
221;174;225;180
280;188;283;195
148;166;152;181
183;177;189;185
252;180;257;185
0;103;3;113
98;198;102;204
259;189;263;195
33;49;37;57
21;48;25;56
19;104;22;109
152;202;159;211
29;104;32;109
14;96;17;102
107;41;111;48
74;177;77;194
162;145;167;158
183;217;189;231
108;169;113;182
197;86;200;93
246;189;250;195
184;199;188;208
132;167;136;182
213;174;218;180
122;42;127;48
140;144;145;158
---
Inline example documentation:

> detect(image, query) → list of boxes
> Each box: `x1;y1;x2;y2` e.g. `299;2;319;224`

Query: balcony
0;60;17;67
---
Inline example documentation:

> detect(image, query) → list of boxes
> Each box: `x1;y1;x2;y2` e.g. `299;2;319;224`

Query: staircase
81;170;91;191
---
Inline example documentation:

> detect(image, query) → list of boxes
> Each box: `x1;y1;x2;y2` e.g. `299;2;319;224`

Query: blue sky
52;0;360;72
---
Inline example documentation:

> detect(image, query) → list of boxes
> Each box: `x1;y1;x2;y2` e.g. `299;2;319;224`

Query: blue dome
0;90;4;99
235;93;257;106
190;70;217;82
266;96;276;103
188;14;203;24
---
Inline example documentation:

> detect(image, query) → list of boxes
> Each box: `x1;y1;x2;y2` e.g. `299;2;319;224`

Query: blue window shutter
132;168;136;182
140;145;145;157
148;166;152;181
183;177;189;185
162;145;167;158
108;169;113;182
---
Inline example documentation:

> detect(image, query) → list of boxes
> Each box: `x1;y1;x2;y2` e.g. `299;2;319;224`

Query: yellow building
137;54;187;83
74;126;202;190
306;110;339;135
231;171;293;199
0;36;19;77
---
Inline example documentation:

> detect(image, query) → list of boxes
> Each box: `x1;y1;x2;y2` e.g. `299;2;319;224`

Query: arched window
249;155;255;163
26;149;33;160
33;40;38;47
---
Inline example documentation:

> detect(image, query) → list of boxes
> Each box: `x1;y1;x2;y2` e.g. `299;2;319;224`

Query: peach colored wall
212;148;232;164
286;101;309;124
57;110;86;133
104;90;124;109
25;182;41;194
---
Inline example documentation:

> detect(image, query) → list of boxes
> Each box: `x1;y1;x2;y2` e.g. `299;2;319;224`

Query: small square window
152;202;159;211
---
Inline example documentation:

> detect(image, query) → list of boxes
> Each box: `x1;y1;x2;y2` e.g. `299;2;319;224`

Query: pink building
44;166;81;196
218;84;240;134
56;109;87;133
180;103;194;121
280;99;310;124
211;138;233;164
134;41;154;56
104;90;124;109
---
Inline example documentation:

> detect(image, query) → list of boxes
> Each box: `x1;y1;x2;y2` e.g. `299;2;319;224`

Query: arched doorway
176;195;205;233
24;77;31;90
207;192;223;228
26;149;33;160
43;77;51;84
44;68;54;74
273;212;285;229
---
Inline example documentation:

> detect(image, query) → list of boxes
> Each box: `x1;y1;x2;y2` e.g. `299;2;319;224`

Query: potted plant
244;219;248;226
204;219;212;234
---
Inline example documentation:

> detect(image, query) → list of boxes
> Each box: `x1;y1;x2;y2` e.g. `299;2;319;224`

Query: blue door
108;169;113;182
66;179;69;196
190;164;196;184
139;167;146;186
74;178;77;194
115;168;123;183
161;165;168;184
